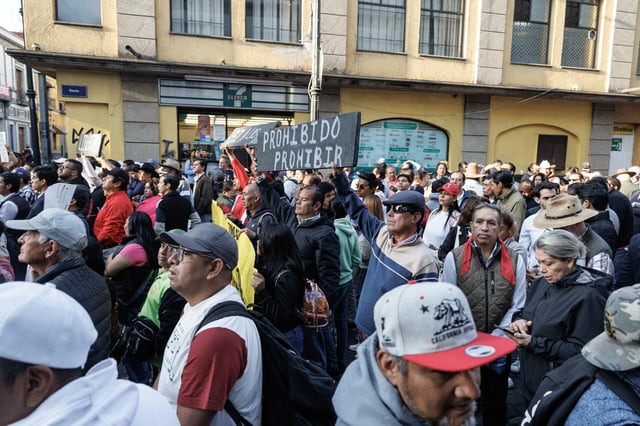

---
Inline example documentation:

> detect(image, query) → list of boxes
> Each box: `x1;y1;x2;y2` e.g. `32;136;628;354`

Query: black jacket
514;267;609;403
585;211;617;252
35;257;111;370
258;179;341;305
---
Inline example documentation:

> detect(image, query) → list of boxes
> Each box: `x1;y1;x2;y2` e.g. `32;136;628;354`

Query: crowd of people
0;146;638;426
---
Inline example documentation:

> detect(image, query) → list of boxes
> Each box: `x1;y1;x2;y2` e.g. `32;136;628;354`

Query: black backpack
522;354;640;425
198;301;337;426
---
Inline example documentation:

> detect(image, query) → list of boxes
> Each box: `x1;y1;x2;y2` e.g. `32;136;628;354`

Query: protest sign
256;112;361;172
77;133;105;157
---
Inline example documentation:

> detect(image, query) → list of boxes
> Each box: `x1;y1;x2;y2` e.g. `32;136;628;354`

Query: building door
537;134;567;171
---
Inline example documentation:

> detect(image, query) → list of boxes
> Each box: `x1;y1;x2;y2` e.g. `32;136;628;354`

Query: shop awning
221;121;280;149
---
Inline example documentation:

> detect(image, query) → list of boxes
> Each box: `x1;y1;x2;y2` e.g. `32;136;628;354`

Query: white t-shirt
158;285;262;426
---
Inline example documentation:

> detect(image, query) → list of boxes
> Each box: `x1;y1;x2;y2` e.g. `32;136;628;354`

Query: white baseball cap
374;282;516;372
0;282;97;369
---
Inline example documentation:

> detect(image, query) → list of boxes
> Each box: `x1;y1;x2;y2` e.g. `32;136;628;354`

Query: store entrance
176;109;295;162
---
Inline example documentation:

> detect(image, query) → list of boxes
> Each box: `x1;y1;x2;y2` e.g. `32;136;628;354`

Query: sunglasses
358;184;370;190
386;204;418;214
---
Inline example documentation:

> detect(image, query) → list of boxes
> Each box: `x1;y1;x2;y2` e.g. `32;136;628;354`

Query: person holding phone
507;230;609;405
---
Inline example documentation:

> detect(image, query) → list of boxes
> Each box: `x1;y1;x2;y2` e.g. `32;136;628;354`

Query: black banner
256;112;361;172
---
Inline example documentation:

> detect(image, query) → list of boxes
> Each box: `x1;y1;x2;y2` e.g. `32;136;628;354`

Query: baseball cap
140;162;160;178
383;190;426;212
13;167;30;181
0;281;97;369
438;182;460;196
6;208;88;251
104;167;130;186
374;282;516;372
581;284;640;372
160;223;238;270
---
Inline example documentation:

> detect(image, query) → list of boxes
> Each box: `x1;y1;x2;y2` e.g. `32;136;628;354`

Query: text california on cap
0;281;97;369
160;223;238;270
581;283;640;372
533;194;598;229
374;282;516;372
6;208;88;251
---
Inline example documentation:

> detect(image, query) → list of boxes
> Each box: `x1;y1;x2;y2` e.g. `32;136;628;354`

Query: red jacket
93;190;133;248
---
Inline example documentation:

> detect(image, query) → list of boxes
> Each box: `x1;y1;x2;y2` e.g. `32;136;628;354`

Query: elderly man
333;282;516;425
93;167;133;248
331;165;439;337
534;194;614;276
0;281;178;425
238;182;275;248
442;203;526;426
6;208;111;370
156;223;262;425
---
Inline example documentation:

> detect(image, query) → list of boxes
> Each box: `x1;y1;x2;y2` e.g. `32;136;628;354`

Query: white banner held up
77;134;105;157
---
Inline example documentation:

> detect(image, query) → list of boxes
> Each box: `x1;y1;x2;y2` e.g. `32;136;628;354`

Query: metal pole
25;67;40;164
38;72;50;164
309;0;322;121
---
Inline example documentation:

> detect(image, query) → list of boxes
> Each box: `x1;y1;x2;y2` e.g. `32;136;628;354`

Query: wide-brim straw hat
539;160;556;169
533;194;598;229
464;162;485;179
611;168;636;178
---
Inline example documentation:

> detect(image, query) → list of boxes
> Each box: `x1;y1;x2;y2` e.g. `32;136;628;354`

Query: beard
420;401;477;426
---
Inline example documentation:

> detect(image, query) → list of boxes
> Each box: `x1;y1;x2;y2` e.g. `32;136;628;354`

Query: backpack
199;301;337;426
522;354;640;425
297;278;331;328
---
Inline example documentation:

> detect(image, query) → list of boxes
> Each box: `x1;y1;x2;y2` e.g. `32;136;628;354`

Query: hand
526;267;540;285
225;146;235;159
331;162;344;177
251;271;265;292
510;319;531;334
508;329;532;347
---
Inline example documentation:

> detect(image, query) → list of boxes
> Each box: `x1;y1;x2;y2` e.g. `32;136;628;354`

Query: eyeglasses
358;184;370;190
386;204;418;214
167;245;218;263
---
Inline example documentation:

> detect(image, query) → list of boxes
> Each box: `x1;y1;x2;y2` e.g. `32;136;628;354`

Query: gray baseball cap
6;208;88;251
582;283;640;371
159;223;238;270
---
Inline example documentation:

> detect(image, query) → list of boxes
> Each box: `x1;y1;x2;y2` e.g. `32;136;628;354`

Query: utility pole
309;0;322;121
25;67;40;164
38;72;50;163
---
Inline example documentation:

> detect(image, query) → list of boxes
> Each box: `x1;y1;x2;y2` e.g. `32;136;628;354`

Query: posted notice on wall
255;112;361;172
77;134;105;157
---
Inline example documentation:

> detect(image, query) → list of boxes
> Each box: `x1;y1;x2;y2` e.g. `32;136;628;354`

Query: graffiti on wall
71;127;110;147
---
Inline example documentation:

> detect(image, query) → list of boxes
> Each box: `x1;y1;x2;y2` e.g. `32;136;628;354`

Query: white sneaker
510;359;521;373
508;377;514;389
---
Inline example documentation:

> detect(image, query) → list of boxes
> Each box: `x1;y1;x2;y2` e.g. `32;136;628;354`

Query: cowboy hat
464;162;485;179
539;160;556;169
533;194;598;229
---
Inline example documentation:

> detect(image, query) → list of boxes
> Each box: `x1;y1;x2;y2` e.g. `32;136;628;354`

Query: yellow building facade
9;0;640;174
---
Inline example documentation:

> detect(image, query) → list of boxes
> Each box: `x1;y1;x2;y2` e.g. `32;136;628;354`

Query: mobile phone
493;324;515;336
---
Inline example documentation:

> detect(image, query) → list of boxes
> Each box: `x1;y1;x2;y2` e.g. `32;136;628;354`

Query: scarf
460;236;516;285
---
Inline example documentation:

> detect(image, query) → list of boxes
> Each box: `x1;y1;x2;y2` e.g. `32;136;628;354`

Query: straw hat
539;160;556;170
533;194;598;229
464;162;485;179
611;168;636;178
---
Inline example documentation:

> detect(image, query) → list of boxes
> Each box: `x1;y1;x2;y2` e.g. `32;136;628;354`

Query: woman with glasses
250;223;305;353
507;230;609;405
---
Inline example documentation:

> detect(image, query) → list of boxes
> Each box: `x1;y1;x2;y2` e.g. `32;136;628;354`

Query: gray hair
533;229;586;260
38;233;83;262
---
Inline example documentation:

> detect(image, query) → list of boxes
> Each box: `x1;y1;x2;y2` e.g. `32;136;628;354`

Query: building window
357;0;406;53
170;0;231;37
419;0;464;58
56;0;101;25
561;0;599;68
15;69;23;104
246;0;300;43
511;0;551;65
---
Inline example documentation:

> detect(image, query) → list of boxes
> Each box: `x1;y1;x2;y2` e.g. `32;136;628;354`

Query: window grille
357;0;406;53
561;0;599;68
246;0;300;43
511;0;551;65
419;0;464;57
170;0;231;37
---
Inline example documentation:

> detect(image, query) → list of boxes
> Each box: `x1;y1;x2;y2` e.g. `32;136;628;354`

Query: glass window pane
56;0;101;25
419;0;464;57
246;0;300;43
357;1;406;53
562;0;599;68
170;0;231;37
